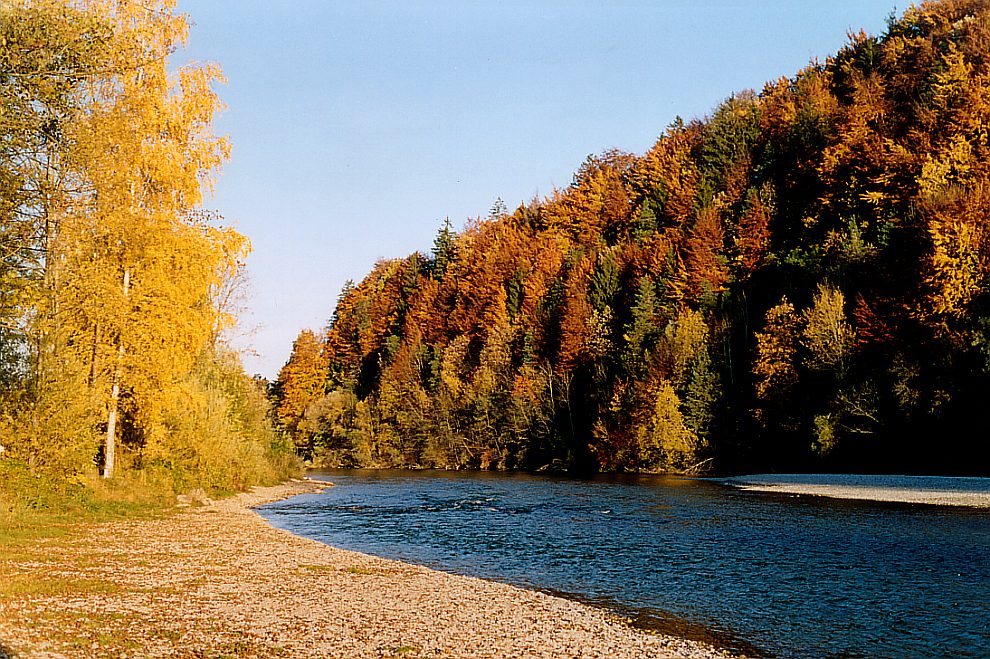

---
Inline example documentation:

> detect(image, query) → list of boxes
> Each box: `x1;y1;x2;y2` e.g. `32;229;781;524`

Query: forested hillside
276;0;990;475
0;0;294;494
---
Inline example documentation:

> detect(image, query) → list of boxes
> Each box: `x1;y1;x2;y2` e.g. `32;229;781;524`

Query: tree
802;283;855;373
753;297;801;401
428;217;457;279
0;0;287;490
64;0;233;479
661;308;718;439
734;185;773;276
921;182;989;319
302;0;990;475
684;206;729;304
0;1;113;392
621;277;661;377
274;329;329;447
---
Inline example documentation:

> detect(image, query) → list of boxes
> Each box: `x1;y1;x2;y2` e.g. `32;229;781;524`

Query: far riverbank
723;473;990;507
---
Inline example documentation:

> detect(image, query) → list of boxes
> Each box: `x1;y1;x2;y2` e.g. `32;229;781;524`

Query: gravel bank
731;481;990;507
0;479;742;658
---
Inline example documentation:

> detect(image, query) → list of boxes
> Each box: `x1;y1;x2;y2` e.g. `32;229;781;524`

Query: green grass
0;574;122;598
343;565;406;577
298;563;337;574
0;460;173;547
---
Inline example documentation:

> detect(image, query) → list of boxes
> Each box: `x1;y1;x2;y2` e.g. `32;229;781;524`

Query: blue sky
174;0;897;378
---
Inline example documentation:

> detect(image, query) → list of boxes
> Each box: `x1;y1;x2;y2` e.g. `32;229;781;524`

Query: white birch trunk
103;267;130;479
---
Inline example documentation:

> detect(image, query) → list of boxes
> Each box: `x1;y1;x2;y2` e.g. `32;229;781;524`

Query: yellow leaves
439;335;471;403
927;216;984;317
274;329;329;434
0;0;280;485
662;307;708;388
919;178;990;320
475;320;515;398
859;190;887;205
586;306;615;361
931;42;971;112
753;296;800;399
802;283;855;371
44;0;243;465
625;124;700;220
541;150;634;244
759;77;799;137
918;135;974;198
632;379;698;471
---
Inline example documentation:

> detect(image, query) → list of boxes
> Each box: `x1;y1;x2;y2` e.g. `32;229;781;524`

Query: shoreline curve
0;478;745;658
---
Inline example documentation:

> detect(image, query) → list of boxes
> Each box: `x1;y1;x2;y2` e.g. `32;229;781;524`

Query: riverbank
726;475;990;508
0;478;740;658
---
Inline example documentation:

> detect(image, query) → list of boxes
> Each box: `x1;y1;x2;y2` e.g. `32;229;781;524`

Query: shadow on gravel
0;640;15;659
541;588;770;658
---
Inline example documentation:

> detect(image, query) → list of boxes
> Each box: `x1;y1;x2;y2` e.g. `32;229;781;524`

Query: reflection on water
258;470;990;658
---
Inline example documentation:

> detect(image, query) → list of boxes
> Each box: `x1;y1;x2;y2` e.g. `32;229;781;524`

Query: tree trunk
104;267;130;479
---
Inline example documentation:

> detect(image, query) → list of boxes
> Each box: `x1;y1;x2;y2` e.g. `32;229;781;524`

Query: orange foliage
556;254;595;373
625;123;701;224
541;150;635;244
683;207;729;301
851;294;897;346
275;329;328;434
734;190;771;275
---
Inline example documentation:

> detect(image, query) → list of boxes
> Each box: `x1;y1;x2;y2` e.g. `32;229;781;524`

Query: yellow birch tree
60;0;235;478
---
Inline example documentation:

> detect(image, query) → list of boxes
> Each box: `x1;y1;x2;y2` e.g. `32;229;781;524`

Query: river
258;470;990;658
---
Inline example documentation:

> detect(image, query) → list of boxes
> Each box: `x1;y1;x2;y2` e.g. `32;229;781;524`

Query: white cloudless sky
174;0;898;379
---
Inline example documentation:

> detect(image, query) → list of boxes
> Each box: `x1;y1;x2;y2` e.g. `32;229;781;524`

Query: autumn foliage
0;0;296;492
277;0;990;475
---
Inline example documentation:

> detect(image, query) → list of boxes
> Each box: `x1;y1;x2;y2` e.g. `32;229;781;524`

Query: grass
0;460;173;548
343;565;405;577
2;609;146;658
187;630;287;659
298;563;337;574
297;563;407;578
0;460;171;657
0;574;122;598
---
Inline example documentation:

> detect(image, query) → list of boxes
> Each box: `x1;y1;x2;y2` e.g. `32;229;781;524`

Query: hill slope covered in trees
276;0;990;475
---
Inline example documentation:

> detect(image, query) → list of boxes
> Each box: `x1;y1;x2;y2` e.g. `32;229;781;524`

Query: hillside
275;0;990;475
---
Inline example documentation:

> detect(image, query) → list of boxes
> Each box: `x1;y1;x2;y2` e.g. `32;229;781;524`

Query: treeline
275;0;990;475
0;0;295;494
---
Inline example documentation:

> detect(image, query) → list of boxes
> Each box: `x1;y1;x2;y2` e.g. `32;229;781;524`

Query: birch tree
54;0;234;478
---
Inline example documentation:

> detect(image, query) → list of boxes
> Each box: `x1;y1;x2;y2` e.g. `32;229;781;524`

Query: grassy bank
0;462;170;658
0;462;173;548
0;442;301;554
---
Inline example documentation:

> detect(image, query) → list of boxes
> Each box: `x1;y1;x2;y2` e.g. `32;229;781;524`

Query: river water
258;470;990;658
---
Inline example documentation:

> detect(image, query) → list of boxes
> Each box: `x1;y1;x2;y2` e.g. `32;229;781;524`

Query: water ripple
259;470;990;658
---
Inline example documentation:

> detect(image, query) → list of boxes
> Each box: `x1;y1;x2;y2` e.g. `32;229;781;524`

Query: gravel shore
730;481;990;507
0;479;741;658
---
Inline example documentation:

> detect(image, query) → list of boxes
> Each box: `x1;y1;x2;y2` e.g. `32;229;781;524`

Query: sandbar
728;477;990;508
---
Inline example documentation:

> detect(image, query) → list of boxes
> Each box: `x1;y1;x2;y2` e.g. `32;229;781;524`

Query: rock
176;488;214;507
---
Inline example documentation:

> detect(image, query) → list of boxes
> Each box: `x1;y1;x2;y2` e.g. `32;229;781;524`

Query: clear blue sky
174;0;897;379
